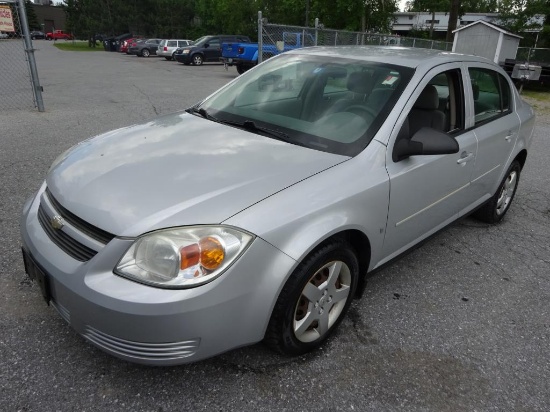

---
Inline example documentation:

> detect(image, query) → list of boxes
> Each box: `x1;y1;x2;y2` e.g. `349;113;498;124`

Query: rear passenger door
463;65;519;210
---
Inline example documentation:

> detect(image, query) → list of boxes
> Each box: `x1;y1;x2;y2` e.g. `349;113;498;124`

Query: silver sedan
20;47;536;365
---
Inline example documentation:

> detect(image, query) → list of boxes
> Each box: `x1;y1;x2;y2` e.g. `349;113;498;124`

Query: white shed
452;20;522;65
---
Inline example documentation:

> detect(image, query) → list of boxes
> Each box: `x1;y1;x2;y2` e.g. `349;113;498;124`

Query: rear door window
468;68;512;125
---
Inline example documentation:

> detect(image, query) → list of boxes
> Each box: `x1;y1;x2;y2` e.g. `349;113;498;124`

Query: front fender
224;141;390;272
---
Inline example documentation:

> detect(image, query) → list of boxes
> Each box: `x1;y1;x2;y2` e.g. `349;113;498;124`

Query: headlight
115;226;254;288
182;49;190;54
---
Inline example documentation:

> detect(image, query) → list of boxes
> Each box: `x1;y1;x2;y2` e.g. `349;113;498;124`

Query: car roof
289;46;496;69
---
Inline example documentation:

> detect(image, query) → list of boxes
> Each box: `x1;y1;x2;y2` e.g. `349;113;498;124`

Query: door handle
505;130;516;142
457;152;474;165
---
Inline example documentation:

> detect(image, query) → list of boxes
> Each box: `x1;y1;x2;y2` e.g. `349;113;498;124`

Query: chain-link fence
258;13;453;63
0;0;43;111
516;47;550;65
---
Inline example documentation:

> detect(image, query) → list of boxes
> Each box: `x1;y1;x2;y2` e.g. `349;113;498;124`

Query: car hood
46;112;348;237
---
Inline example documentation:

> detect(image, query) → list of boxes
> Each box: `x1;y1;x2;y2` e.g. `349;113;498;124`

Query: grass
522;89;550;102
53;41;105;52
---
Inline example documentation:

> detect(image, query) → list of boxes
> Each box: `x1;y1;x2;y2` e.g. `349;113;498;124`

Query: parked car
128;38;162;57
157;39;193;60
174;35;250;66
0;32;8;39
21;47;535;366
120;37;143;54
45;30;72;41
112;33;133;52
221;31;315;74
30;31;45;40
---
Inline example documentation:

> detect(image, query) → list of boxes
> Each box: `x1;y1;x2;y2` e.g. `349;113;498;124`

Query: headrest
413;84;439;110
347;72;372;94
472;82;479;101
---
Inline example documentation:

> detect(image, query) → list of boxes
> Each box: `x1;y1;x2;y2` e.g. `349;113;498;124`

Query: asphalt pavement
1;41;549;411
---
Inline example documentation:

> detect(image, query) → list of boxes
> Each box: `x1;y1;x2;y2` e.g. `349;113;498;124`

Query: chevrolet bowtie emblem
50;215;65;230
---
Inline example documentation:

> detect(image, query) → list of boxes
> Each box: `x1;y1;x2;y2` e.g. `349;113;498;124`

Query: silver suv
157;39;193;60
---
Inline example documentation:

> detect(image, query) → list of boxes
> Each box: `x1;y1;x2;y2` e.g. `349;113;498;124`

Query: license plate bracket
22;248;51;305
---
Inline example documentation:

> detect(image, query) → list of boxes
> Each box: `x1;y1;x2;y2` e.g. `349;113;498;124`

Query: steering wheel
344;105;377;123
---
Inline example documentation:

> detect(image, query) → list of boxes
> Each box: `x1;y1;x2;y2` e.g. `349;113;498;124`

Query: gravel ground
1;41;549;411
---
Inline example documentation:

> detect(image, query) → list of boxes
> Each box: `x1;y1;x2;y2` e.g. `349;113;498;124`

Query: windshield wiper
188;109;293;143
221;119;291;142
188;107;218;122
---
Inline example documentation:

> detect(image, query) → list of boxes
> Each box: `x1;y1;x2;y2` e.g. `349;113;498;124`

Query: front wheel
264;240;359;356
473;160;521;224
141;48;150;57
192;54;203;66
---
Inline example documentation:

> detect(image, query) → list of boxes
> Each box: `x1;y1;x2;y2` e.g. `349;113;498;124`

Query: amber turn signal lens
180;243;200;270
199;236;225;270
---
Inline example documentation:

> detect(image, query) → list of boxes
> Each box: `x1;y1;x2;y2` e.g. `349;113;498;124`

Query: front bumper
20;185;296;365
174;53;192;64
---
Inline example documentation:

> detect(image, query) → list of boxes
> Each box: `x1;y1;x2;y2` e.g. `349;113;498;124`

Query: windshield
193;36;208;47
195;54;413;156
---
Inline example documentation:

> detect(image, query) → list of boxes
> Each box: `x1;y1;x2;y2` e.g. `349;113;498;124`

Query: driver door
204;37;221;61
380;64;478;262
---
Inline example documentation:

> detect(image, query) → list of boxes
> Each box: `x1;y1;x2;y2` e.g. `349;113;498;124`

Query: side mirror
393;127;459;162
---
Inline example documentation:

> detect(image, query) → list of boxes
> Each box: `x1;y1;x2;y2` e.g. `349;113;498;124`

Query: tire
192;54;203;66
236;64;246;75
473;160;521;224
264;240;359;356
165;57;172;61
141;48;150;57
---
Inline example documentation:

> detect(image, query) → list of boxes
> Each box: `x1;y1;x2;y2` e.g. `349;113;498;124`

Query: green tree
497;0;545;33
409;0;449;38
25;0;40;30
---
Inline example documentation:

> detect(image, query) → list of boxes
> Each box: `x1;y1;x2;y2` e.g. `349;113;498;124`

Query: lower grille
83;326;200;361
37;203;97;262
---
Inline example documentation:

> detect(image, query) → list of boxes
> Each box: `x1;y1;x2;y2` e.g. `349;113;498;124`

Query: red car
120;37;143;54
45;30;72;41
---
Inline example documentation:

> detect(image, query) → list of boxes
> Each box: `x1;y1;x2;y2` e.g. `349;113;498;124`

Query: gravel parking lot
1;41;549;411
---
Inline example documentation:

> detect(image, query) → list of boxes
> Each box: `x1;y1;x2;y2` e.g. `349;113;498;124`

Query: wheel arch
276;227;372;302
309;229;371;284
514;149;528;170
